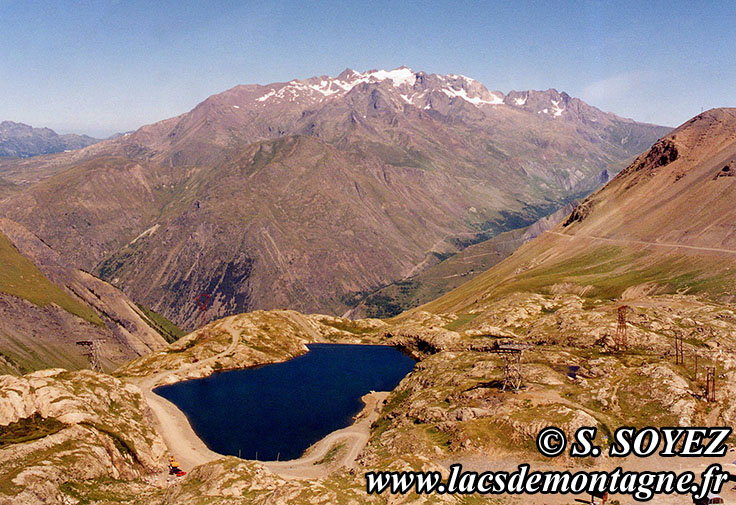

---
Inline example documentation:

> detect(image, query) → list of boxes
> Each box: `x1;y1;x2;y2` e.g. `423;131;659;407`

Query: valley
0;68;668;329
1;66;734;505
0;219;173;374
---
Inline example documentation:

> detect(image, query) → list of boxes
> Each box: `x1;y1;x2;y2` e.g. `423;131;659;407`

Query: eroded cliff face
0;369;167;505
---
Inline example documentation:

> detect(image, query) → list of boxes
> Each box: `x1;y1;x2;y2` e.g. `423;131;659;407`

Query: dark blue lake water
154;343;415;461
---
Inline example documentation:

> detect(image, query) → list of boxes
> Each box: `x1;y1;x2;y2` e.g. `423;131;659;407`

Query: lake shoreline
129;322;412;476
153;343;415;461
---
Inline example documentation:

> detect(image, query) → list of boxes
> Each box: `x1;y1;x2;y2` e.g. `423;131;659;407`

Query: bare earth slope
0;219;168;374
0;68;669;328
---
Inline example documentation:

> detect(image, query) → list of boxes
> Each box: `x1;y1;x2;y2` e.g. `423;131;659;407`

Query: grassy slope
0;231;103;325
418;232;734;317
134;303;185;343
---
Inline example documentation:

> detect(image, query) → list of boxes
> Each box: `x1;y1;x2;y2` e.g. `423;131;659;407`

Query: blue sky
1;0;734;137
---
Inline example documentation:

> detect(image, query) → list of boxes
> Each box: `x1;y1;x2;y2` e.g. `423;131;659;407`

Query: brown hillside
0;68;669;327
420;108;736;317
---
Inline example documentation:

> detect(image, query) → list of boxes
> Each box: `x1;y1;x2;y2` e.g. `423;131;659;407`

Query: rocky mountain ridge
0;68;670;328
417;108;736;321
0;121;99;158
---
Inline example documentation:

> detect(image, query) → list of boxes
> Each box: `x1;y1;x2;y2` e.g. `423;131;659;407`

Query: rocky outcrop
0;369;167;505
562;199;594;227
117;310;386;384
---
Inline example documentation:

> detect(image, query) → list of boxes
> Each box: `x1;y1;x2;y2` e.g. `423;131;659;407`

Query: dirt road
546;230;736;255
132;317;242;470
264;391;388;479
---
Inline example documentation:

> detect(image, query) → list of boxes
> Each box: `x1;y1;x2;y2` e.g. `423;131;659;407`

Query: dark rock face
563;200;594;227
0;121;99;158
628;138;679;174
714;162;735;179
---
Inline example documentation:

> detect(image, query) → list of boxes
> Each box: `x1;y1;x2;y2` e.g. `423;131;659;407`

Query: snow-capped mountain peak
251;67;507;110
233;68;596;122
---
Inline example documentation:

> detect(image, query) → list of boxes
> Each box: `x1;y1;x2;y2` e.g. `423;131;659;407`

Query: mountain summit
222;66;612;120
0;68;670;328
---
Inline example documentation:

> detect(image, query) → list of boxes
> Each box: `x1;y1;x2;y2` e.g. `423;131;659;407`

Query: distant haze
0;0;734;137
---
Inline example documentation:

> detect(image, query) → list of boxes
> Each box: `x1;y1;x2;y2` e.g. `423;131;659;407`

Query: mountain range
0;121;100;158
3;96;736;505
0;67;670;328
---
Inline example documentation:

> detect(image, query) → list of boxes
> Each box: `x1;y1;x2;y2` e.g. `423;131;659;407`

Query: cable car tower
76;339;105;372
489;341;533;391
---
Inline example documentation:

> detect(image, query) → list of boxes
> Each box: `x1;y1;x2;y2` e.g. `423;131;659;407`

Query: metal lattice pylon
490;342;532;391
674;333;684;365
614;305;629;351
76;339;105;372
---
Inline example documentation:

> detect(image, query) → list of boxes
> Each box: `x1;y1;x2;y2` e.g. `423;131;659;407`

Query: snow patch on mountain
256;89;277;102
365;67;417;87
551;99;565;117
252;67;509;109
441;87;503;105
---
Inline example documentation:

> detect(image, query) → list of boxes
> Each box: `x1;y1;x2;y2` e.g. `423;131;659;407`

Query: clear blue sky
1;0;734;137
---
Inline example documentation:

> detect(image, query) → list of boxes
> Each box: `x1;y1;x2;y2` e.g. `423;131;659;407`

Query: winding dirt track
133;320;384;479
134;318;241;470
546;230;736;255
264;391;388;479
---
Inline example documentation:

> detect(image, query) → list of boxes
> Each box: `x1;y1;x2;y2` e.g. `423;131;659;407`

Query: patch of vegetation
314;442;346;465
372;389;411;438
427;234;736;317
166;338;198;353
135;303;185;343
0;349;29;375
363;293;403;318
80;422;140;464
444;313;479;331
319;318;375;335
0;413;65;447
59;477;155;504
96;246;136;281
0;232;103;325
